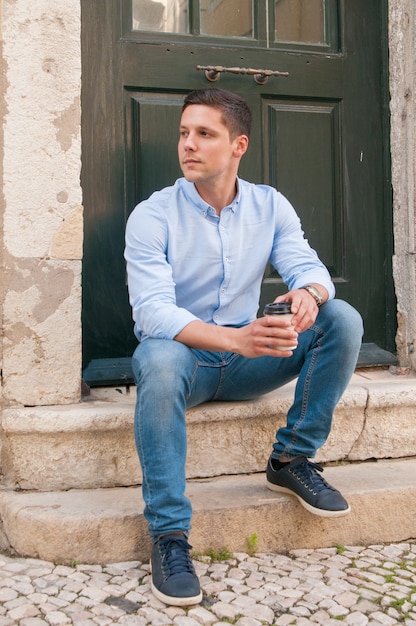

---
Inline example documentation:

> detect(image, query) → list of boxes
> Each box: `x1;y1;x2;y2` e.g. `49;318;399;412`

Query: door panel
264;100;342;269
126;93;184;205
81;0;393;376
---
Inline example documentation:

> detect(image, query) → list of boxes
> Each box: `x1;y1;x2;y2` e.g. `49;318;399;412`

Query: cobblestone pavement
0;542;414;625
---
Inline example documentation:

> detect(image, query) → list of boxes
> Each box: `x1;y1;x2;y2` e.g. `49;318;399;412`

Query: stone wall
389;0;416;371
0;0;415;415
0;0;83;407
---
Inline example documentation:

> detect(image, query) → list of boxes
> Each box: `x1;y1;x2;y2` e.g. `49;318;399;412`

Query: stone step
0;458;414;564
1;372;416;491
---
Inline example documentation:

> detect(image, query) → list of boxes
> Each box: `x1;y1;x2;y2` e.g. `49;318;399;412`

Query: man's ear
233;134;249;158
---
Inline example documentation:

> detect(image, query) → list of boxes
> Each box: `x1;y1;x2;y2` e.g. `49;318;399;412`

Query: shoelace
291;459;336;494
159;536;196;577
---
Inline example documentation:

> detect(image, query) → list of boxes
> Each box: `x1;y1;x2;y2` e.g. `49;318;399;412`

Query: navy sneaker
266;456;350;517
150;533;202;606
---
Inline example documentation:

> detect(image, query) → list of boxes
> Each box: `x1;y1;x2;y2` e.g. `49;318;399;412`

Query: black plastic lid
263;302;292;315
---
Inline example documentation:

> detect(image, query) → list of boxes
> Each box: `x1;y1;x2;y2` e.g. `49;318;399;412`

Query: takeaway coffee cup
263;302;297;351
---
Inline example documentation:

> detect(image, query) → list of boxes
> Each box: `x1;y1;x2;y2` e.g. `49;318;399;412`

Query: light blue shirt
125;177;335;342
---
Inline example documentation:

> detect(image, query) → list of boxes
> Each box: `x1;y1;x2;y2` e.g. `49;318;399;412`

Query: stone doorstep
0;458;414;564
1;373;416;491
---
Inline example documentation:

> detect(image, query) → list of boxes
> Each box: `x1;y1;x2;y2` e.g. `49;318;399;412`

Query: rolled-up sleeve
125;198;199;341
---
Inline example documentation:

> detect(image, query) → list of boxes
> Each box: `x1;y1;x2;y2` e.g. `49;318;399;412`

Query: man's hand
231;315;298;358
273;284;328;333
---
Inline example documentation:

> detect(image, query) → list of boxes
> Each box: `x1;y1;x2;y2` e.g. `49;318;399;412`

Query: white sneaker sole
266;481;351;518
151;581;202;607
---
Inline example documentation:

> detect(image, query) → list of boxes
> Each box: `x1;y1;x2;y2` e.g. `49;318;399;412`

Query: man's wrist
300;284;324;307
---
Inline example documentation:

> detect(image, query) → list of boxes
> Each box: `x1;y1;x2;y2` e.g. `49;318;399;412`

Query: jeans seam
135;386;159;533
211;365;227;400
186;359;200;402
211;353;240;400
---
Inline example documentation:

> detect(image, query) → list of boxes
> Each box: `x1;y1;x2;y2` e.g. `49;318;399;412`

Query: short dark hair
182;88;252;139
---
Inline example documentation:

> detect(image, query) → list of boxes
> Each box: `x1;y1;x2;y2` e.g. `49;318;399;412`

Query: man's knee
132;338;195;387
318;299;364;342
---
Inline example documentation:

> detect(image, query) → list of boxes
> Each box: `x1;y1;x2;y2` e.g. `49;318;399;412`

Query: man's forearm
174;320;238;353
174;315;299;360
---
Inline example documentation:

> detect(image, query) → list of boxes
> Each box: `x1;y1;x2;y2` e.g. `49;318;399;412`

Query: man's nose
183;133;196;150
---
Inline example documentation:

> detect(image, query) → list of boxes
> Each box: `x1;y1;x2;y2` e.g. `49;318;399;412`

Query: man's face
178;104;241;187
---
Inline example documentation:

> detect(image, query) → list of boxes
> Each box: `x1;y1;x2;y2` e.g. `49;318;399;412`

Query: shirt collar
181;177;241;214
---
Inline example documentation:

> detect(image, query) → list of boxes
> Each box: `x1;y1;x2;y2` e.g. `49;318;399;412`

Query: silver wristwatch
301;284;323;307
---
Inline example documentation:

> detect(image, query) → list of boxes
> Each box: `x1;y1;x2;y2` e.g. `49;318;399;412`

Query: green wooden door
81;0;394;384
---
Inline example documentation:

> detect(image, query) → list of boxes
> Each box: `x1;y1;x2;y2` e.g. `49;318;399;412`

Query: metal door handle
196;64;289;85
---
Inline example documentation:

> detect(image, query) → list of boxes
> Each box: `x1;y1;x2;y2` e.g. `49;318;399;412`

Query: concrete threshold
0;458;414;565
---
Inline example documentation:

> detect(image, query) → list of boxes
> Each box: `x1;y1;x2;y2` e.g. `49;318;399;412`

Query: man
125;88;363;607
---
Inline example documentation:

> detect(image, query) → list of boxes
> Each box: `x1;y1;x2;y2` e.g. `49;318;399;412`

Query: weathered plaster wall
0;3;5;409
1;0;82;406
389;0;416;370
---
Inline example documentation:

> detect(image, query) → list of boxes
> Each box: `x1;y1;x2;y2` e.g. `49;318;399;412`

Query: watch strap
300;285;323;306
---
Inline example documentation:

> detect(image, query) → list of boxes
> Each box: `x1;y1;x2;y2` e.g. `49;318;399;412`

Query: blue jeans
131;299;363;539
